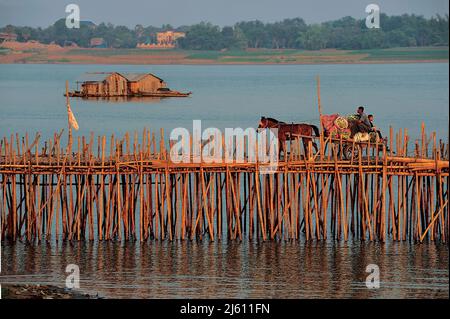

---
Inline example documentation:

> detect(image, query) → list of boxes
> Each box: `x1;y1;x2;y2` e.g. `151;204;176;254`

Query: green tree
1;13;448;49
297;25;328;50
178;22;223;50
235;20;268;48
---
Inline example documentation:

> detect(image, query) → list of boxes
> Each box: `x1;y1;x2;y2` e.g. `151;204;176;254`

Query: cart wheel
343;144;359;160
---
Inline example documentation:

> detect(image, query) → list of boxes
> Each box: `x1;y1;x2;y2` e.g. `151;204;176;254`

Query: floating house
123;73;167;94
68;72;191;98
78;72;128;97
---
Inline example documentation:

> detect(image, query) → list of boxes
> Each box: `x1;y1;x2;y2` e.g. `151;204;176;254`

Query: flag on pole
67;103;79;130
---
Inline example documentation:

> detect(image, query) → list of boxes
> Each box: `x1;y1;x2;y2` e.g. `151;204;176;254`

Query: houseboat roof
76;72;165;83
77;72;122;83
122;73;164;82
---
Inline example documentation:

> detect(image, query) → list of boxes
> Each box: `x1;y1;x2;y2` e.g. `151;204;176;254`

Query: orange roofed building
137;31;185;49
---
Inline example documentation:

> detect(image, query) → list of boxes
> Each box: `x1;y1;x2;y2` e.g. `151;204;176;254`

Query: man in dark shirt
368;114;383;139
357;106;372;128
351;106;372;136
368;114;390;151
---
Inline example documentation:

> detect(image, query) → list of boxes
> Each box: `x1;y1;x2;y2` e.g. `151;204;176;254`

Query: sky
0;0;449;28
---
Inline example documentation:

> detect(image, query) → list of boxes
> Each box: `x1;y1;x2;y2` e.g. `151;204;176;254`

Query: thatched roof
77;72;121;83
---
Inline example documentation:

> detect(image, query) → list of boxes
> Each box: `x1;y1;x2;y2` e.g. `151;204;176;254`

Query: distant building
90;37;107;48
137;31;185;49
157;31;185;46
0;32;17;43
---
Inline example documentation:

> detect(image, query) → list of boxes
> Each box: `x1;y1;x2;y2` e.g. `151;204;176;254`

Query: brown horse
258;116;320;156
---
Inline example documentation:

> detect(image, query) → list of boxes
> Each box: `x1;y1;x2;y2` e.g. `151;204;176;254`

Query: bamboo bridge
1;125;448;242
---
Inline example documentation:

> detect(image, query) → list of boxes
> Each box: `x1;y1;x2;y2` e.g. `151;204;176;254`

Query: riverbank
1;284;100;299
0;46;447;64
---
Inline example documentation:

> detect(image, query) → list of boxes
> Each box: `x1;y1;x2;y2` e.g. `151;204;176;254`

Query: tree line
1;14;448;50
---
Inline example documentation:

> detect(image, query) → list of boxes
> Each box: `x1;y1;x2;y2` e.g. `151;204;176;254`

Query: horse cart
258;115;388;160
322;114;388;161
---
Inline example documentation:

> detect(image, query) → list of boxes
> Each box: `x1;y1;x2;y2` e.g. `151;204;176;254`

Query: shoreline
0;47;447;65
1;284;102;299
1;59;448;66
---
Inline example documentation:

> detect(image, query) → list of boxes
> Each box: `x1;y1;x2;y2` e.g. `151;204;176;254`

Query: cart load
321;114;351;140
321;113;380;143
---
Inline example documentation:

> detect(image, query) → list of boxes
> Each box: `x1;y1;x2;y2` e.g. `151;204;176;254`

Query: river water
0;63;449;299
1;241;448;299
0;63;448;142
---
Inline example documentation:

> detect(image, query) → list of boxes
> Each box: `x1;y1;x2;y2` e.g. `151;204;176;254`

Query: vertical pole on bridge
316;75;325;159
66;80;72;148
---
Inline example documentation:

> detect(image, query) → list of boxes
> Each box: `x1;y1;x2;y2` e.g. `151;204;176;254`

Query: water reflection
71;96;164;103
1;241;448;299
